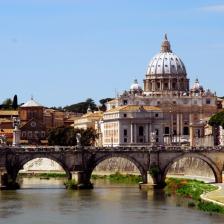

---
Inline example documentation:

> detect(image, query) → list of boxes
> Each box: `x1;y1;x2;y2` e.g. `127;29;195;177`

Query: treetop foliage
208;111;224;128
48;126;97;146
63;97;114;113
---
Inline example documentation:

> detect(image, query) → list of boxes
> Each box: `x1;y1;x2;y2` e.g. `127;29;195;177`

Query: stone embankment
201;184;224;207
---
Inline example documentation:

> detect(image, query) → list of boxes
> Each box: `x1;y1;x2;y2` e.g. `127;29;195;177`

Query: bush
64;180;77;190
198;201;224;213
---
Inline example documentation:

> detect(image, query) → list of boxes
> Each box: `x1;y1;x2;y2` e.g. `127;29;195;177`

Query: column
134;124;137;143
130;123;133;143
149;123;152;144
176;114;180;136
152;80;154;91
168;79;171;90
180;113;183;136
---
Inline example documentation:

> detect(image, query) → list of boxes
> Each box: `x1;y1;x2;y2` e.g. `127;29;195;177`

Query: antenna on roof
115;88;117;98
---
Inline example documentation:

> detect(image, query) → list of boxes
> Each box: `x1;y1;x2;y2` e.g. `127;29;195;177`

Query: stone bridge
0;145;224;189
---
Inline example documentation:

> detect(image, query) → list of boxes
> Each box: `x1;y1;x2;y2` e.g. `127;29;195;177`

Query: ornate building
103;35;218;146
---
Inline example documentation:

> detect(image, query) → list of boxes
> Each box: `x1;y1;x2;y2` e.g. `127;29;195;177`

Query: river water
0;178;223;224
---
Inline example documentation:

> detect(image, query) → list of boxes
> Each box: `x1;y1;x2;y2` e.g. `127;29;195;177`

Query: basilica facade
102;35;218;147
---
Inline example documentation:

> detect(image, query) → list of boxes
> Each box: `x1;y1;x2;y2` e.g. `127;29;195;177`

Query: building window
206;99;211;104
183;127;189;135
123;113;127;118
41;131;45;138
124;129;127;136
28;131;32;138
194;100;197;105
139;126;144;136
172;83;176;89
173;101;176;105
22;131;26;138
157;101;160;105
155;113;159;117
124;138;127;143
164;127;169;135
123;100;128;105
35;131;39;138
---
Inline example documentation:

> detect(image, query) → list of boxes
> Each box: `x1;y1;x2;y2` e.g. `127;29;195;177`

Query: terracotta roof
82;111;104;118
0;110;18;116
0;118;12;123
107;105;161;113
0;129;14;134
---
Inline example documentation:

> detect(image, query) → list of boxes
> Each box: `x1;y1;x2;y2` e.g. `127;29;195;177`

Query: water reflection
0;178;223;224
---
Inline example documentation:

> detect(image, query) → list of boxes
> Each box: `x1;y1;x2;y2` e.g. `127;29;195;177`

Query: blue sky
0;0;224;107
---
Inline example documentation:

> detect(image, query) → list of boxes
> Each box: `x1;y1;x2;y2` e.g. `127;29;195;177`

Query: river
0;177;223;224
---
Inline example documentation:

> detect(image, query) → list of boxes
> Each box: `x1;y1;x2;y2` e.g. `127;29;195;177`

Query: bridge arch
88;154;148;183
11;154;71;181
162;153;222;183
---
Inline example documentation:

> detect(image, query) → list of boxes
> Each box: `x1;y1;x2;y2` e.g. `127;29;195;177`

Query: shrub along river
0;175;223;224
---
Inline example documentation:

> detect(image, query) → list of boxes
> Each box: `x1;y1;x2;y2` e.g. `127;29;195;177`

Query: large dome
146;34;186;76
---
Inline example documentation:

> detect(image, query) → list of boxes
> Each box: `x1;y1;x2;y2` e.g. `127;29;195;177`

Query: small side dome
191;78;204;92
130;79;142;93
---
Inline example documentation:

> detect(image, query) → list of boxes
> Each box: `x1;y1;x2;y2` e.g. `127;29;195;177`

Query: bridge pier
71;171;93;189
0;168;9;189
152;173;166;189
216;172;223;183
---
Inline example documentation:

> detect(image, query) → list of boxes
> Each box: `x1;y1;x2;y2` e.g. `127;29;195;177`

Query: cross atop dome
160;33;172;53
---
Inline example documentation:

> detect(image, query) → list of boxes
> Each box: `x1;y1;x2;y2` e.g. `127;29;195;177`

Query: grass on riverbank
165;178;224;214
19;172;67;178
91;172;142;184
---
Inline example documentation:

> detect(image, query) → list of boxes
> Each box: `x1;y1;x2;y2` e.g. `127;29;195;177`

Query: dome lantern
160;33;172;53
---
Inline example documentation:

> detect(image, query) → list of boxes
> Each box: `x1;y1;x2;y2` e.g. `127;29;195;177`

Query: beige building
74;110;103;129
103;105;163;146
103;35;218;147
73;110;104;146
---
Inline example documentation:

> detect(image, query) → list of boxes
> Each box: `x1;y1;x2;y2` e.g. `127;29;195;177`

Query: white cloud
200;4;224;12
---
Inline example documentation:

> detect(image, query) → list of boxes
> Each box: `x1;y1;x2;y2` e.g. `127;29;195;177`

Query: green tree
208;111;224;128
48;126;97;146
2;98;12;109
64;98;97;113
12;94;18;110
76;127;98;146
208;111;224;145
99;98;114;111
